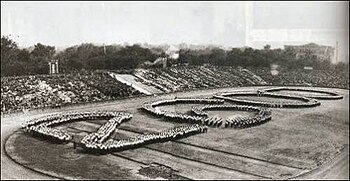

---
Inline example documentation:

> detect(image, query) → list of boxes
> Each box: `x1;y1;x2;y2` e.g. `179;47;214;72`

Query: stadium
1;1;349;180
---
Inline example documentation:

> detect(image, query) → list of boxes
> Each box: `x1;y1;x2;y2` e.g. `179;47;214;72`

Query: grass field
4;86;349;179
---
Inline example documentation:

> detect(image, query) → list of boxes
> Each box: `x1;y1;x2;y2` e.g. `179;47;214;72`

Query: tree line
1;35;348;76
176;45;341;70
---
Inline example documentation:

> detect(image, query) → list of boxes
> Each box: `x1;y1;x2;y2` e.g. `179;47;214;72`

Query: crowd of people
82;124;208;153
21;108;208;153
22;111;132;143
261;87;343;100
134;66;267;93
1;65;347;115
142;97;273;128
142;98;224;124
1;71;141;114
191;104;272;128
26;125;72;142
248;67;349;89
214;91;321;108
135;65;348;94
81;112;132;145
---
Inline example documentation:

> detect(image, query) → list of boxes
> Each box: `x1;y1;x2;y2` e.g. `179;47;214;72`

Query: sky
1;1;349;61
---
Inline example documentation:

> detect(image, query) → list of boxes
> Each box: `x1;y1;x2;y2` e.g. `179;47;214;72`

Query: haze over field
1;1;349;62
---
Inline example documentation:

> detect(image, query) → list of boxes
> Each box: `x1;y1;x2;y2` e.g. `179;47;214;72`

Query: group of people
23;111;132;143
134;66;266;93
2;66;346;115
250;67;349;89
262;87;343;100
82;124;208;153
142;97;274;128
81;112;132;145
142;98;224;124
224;109;272;128
26;125;72;142
191;104;272;128
1;71;141;114
261;92;321;108
22;109;208;153
215;91;320;108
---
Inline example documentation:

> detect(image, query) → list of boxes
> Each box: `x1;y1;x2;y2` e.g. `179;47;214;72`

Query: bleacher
1;71;142;114
1;65;348;114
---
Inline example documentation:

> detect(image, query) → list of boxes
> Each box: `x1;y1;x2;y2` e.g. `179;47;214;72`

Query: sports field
2;86;349;180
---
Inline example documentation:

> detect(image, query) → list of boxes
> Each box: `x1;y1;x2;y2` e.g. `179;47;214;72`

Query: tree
1;36;21;76
28;43;56;74
263;44;271;51
209;48;226;66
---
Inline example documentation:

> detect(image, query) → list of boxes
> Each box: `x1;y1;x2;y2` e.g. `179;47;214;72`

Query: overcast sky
1;1;349;53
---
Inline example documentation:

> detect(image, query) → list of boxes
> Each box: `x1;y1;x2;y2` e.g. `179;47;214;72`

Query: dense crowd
1;71;142;114
192;104;272;128
248;67;349;89
142;97;272;128
134;65;348;94
2;66;347;115
215;92;321;108
261;87;343;100
22;110;207;153
142;98;224;124
81;112;132;145
83;124;208;153
134;66;267;93
23;111;131;142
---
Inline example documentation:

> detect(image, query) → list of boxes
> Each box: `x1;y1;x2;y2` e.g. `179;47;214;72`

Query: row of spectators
134;65;348;94
1;71;142;114
2;65;347;114
248;67;349;89
134;66;267;93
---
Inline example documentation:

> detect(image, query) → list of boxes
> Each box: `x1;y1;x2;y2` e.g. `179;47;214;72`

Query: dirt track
1;86;349;180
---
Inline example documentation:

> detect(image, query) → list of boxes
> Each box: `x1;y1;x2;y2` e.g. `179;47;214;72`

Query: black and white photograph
1;1;349;180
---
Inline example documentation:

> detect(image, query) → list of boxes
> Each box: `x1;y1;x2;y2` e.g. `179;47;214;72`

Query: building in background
49;59;59;74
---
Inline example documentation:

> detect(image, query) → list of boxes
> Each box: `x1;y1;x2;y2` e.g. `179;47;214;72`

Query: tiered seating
248;67;349;89
1;71;142;114
2;66;347;115
134;66;267;93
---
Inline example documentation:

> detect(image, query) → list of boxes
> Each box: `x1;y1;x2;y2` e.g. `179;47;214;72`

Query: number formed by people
142;98;272;128
21;110;208;154
22;88;341;154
